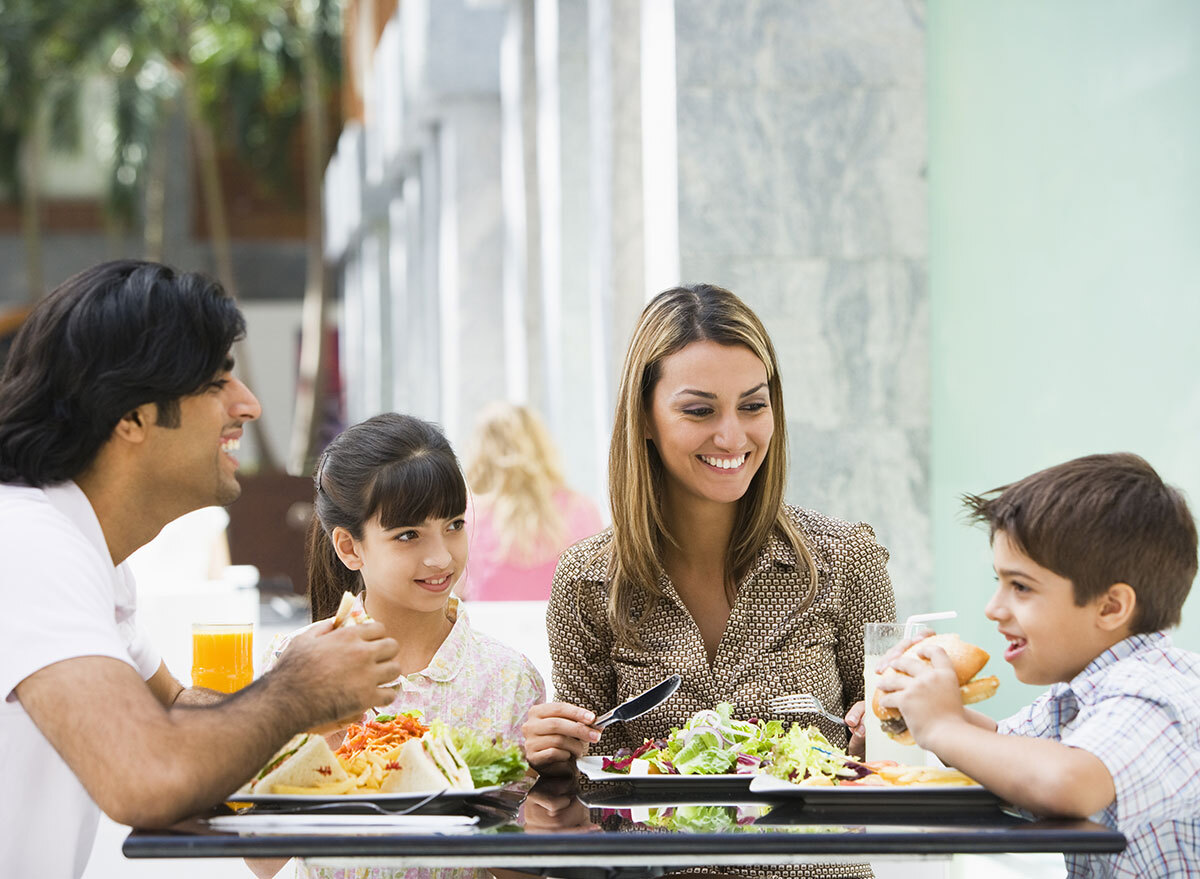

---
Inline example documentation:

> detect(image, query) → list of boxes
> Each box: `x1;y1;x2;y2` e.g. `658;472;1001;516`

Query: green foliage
0;0;138;195
0;0;343;220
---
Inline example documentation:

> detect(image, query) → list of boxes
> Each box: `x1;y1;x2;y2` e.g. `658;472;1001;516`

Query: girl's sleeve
260;630;293;676
504;655;548;745
834;522;896;706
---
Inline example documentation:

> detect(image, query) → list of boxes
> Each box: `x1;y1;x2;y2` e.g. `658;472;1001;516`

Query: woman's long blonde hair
604;284;818;644
465;402;567;563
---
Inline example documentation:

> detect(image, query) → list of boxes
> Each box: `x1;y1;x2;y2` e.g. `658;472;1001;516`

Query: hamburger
871;633;999;746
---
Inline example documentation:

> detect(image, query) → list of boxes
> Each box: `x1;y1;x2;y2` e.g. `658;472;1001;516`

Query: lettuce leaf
446;725;528;786
767;724;853;783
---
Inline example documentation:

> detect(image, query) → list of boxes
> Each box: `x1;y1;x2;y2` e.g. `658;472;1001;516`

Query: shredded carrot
336;714;429;759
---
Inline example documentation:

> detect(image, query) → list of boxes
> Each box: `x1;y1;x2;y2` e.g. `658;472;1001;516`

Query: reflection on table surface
124;770;1126;873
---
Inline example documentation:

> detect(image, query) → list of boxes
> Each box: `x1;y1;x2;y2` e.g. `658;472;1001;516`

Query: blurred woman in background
460;402;602;601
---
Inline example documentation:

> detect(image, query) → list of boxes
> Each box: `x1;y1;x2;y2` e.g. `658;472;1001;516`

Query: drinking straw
904;611;957;640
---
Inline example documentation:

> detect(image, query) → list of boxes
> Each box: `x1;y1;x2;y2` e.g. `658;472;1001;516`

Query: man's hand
268;619;401;727
15;619;397;830
521;702;600;773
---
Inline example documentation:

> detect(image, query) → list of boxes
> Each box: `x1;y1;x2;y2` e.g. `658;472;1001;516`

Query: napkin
207;814;479;835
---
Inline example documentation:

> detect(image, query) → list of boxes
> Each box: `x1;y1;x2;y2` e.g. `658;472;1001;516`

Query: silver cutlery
240;791;444;816
594;674;682;729
767;693;849;727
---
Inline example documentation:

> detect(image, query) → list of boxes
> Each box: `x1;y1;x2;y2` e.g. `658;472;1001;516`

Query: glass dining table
123;772;1125;877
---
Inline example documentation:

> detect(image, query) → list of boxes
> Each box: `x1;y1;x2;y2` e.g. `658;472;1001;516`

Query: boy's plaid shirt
998;630;1200;878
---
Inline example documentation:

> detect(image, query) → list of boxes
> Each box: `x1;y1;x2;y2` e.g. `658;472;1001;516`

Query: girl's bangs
369;451;467;529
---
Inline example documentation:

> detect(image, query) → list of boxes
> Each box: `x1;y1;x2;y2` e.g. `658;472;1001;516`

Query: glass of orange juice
191;623;254;693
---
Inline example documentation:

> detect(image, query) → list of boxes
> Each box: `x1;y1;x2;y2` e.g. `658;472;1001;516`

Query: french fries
343;747;401;791
872;764;978;786
269;745;402;795
271;778;356;796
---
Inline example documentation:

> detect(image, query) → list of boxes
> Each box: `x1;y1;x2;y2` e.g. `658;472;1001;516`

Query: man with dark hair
0;261;402;877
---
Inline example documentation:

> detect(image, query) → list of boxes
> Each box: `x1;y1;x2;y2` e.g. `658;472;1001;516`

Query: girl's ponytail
305;513;361;621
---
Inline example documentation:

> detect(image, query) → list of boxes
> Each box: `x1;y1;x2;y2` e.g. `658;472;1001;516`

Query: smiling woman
524;287;897;869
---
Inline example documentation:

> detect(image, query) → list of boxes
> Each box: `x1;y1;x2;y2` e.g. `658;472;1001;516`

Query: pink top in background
462;488;603;601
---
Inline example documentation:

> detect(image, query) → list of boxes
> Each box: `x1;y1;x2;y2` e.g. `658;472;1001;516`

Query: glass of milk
863;621;931;765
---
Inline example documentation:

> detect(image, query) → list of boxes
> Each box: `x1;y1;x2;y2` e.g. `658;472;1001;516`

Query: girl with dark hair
263;412;544;773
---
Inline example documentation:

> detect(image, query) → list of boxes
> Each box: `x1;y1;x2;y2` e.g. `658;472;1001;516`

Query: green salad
600;702;872;785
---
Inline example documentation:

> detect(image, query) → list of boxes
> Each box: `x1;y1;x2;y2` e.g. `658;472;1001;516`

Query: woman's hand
521;775;598;834
844;700;866;758
522;702;600;773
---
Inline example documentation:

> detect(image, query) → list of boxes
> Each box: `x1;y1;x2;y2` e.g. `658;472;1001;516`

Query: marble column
673;0;931;611
534;0;606;505
436;98;507;446
587;0;648;490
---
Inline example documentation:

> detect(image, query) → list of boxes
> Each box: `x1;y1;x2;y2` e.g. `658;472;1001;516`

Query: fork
767;693;848;727
241;790;445;817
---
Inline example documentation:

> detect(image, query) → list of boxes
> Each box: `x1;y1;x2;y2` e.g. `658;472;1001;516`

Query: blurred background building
5;2;1198;878
329;0;933;618
325;0;1200;722
1;0;1198;724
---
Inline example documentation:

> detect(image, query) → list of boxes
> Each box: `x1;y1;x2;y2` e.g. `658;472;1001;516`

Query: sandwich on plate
239;733;351;794
380;727;475;793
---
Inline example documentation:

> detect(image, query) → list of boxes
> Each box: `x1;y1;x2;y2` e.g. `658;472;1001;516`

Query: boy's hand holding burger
874;633;1000;749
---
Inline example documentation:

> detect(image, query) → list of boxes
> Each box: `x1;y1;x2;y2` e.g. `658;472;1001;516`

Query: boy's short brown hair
963;453;1198;633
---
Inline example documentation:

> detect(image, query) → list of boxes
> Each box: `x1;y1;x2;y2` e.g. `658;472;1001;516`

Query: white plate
747;773;1000;806
577;757;751;786
234;783;502;805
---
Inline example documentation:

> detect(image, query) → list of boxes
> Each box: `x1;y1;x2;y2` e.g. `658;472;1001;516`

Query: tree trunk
287;3;333;477
185;74;282;474
18;121;45;302
143;113;169;262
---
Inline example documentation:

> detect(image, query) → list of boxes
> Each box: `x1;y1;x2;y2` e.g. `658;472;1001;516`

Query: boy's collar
1065;630;1172;695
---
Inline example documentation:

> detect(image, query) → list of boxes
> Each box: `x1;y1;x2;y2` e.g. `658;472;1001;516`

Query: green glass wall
930;1;1200;716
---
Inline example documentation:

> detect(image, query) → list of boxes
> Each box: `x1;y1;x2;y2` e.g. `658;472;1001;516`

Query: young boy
877;452;1200;878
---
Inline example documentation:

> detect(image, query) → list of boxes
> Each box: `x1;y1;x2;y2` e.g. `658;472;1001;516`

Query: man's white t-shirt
0;481;160;878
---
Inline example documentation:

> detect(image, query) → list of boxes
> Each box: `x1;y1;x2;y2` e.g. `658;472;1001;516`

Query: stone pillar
533;0;606;505
587;0;647;498
436;99;506;446
672;0;931;608
500;0;544;409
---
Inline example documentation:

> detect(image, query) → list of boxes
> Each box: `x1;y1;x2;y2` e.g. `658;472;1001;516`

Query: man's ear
331;526;364;571
1095;582;1137;633
112;405;155;444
